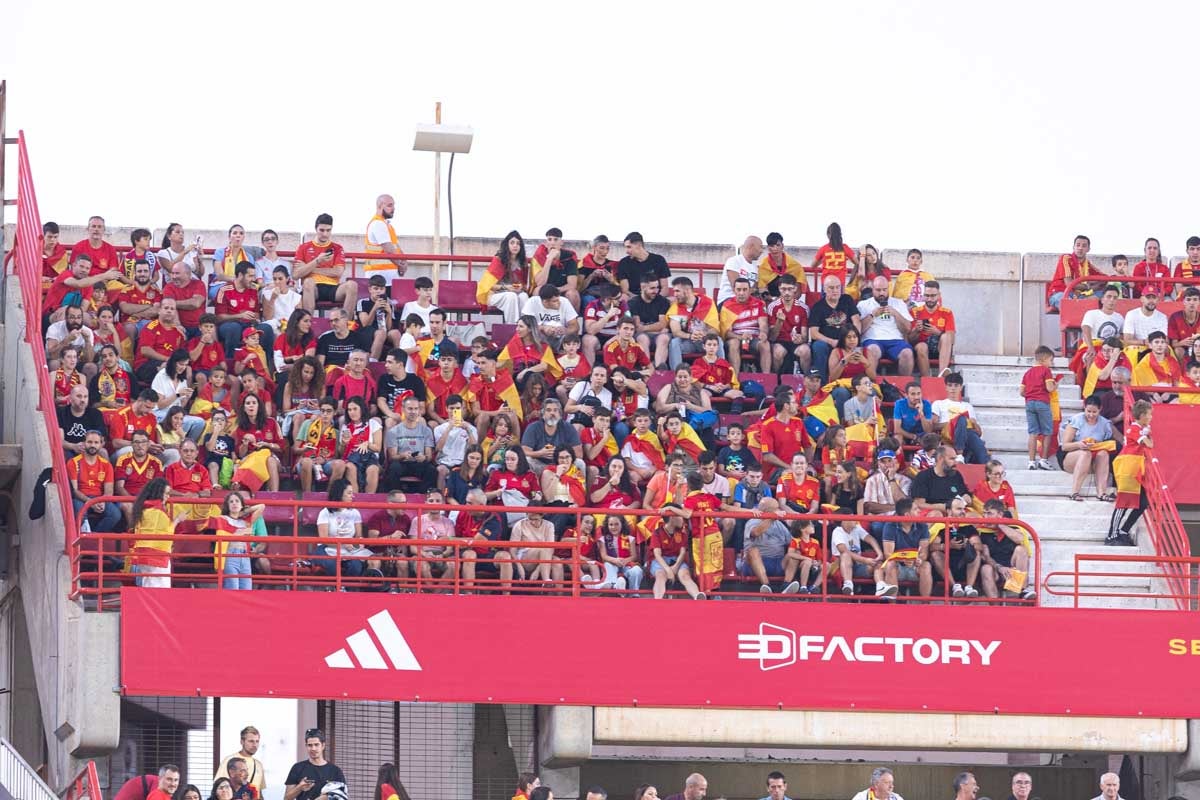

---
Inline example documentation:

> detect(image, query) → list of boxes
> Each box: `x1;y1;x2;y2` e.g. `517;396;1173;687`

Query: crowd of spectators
59;213;1200;600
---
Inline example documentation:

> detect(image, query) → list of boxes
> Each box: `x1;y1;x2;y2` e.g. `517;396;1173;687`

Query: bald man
665;773;707;800
1091;773;1123;800
365;194;407;276
858;275;915;375
717;236;765;306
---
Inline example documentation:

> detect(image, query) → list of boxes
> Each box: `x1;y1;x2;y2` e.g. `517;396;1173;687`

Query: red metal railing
1121;384;1193;609
60;761;102;800
1061;273;1200;298
1043;553;1200;610
71;496;1042;610
9;131;77;539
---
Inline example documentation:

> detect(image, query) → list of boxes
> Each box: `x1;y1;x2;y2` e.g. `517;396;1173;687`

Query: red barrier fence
1058;275;1200;353
72;497;1042;610
1122;385;1194;609
60;761;102;800
1044;553;1200;610
9;131;77;538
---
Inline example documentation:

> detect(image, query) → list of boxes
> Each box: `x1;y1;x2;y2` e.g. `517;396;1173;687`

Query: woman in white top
253;229;291;286
315;478;368;584
565;364;613;432
261;264;302;336
151;350;206;441
157;223;203;283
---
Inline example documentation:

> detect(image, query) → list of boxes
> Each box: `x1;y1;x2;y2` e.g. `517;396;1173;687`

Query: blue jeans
951;416;990;464
74;497;122;532
832;386;852;421
1047;291;1064;310
314;553;366;585
218;321;276;359
612;421;631;445
222;544;252;590
811;340;834;382
668;337;725;370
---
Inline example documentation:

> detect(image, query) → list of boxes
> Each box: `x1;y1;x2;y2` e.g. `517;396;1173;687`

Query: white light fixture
412;104;474;293
412;124;474;154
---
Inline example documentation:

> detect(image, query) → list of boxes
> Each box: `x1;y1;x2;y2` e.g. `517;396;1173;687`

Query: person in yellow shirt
217;726;268;795
129;477;187;588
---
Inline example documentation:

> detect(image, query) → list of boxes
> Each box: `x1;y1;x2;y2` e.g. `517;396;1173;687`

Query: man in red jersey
134;298;187;384
1045;234;1102;310
215;260;274;358
108;390;162;459
909;280;957;377
165;439;216;520
1169;286;1200;363
768;274;811;375
1133;237;1172;298
295;213;357;317
115;430;163;525
776;452;820;515
720;277;771;373
425;350;467;425
69;215;120;276
649;508;705;600
118;259;163;338
68;430;122;531
602;317;652;378
45;253;126;322
162;261;208;335
760;390;813;481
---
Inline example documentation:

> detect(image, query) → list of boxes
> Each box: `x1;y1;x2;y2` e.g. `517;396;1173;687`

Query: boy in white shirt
400;276;436;335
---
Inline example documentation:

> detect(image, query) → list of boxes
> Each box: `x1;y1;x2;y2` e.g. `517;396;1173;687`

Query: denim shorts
1025;400;1053;435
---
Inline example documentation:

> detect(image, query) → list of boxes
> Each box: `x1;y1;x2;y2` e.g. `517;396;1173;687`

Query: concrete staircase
955;355;1158;609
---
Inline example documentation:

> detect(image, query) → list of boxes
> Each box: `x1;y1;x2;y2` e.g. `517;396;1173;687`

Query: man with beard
59;384;106;457
46;304;97;370
116;431;163;525
628;277;672;370
135;298;187;385
118;259;163;337
363;194;407;277
68;429;122;531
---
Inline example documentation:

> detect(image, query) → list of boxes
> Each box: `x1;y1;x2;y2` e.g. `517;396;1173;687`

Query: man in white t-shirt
858;276;914;375
432;395;479;480
1078;285;1124;367
522;285;580;349
46;305;97;369
716;235;765;306
1121;287;1169;346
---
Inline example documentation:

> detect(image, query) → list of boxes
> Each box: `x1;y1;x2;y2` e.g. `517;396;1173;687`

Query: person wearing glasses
284;729;345;800
1006;773;1034;800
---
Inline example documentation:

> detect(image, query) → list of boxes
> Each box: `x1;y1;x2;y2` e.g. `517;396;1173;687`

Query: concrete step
1002;469;1077;491
967;384;1082;406
958;366;1078;386
1016;496;1121;517
1040;593;1158;610
1039;541;1144;563
1020;511;1115;537
954;354;1072;369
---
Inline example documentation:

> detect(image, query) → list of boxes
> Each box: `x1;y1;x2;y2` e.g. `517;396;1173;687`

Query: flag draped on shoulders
1131;350;1181;387
664;422;706;462
625;429;666;470
498;334;563;382
476;257;509;305
668;295;720;334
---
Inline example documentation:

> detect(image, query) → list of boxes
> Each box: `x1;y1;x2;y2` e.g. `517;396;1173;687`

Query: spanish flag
758;253;806;292
1179;375;1200;405
802;380;847;439
465;370;524;423
1081;350;1132;398
208;515;251;572
231;447;273;492
664;421;706;462
885;547;920;564
745;407;775;450
845;419;880;462
1113;453;1146;508
476;257;509;306
556;467;588;506
667;295;719;334
625;429;666;470
413;337;439;379
499;334;563;382
1131;350;1181;387
1068;339;1101;386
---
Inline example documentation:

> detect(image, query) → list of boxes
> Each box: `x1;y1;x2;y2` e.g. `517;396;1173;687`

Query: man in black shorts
294;213;357;318
979;499;1035;601
928;497;981;599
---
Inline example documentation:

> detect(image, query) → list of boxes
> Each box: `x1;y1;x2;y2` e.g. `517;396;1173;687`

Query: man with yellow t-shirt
294;213;358;317
364;194;407;277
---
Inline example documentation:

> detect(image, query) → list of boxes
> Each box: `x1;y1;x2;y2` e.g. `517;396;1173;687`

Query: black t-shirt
808;294;861;342
316;331;356;367
59;405;106;446
716;444;759;474
377;372;428;410
284;761;345;800
547;251;580;287
627;294;671;327
617;253;671;295
356;297;391;332
910;466;968;507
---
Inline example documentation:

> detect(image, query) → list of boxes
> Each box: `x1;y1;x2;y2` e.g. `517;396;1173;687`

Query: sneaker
759;583;773;594
842;581;854;595
1021;588;1037;601
694;592;707;601
875;582;899;598
781;581;801;595
1114;533;1136;547
952;582;965;598
1038;458;1055;471
939;367;953;378
614;577;627;591
1104;535;1120;547
964;586;979;597
1028;461;1041;470
797;586;811;595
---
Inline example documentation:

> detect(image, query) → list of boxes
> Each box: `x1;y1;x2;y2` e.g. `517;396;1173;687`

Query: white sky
3;0;1197;255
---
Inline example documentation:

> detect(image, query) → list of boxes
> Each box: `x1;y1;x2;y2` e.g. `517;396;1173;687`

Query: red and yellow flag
624;429;666;470
476;257;509;306
498;335;563;382
664;421;706;462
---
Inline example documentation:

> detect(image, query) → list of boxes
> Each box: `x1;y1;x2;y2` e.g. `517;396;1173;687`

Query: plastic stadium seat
490;324;516;346
310;315;332;337
958;463;986;489
352;277;373;302
646;371;673;398
437;280;481;314
920;376;948;402
257;492;298;527
368;362;387;381
391;278;417;306
723;547;738;580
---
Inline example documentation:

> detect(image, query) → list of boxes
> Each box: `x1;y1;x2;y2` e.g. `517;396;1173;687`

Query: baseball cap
804;368;822;377
241;328;260;341
1142;285;1160;295
877;449;897;460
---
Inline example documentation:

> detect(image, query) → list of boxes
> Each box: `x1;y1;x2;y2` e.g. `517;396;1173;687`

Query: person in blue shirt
892;381;934;446
878;497;931;599
758;771;793;800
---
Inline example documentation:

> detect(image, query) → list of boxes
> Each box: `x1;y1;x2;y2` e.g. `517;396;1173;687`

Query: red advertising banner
120;588;1200;717
1146;405;1200;504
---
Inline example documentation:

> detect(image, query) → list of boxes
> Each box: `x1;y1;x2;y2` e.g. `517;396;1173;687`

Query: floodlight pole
432;101;442;290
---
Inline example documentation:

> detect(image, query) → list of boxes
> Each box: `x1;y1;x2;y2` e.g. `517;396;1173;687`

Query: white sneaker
952;583;965;597
781;581;801;595
1028;461;1040;470
614;577;627;591
842;581;854;595
964;586;979;597
694;592;706;600
875;582;899;598
759;583;773;594
1038;458;1055;471
939;367;953;378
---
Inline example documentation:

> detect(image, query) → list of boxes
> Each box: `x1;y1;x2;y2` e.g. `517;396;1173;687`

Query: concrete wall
2;275;120;788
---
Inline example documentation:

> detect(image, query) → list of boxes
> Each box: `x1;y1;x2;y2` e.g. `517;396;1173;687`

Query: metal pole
432;101;442;296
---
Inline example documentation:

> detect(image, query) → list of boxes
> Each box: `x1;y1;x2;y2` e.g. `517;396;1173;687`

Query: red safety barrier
1122;385;1194;609
72;497;1042;610
9;132;77;540
1043;552;1200;610
61;761;103;800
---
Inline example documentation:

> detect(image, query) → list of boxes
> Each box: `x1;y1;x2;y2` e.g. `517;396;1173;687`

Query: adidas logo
324;610;422;671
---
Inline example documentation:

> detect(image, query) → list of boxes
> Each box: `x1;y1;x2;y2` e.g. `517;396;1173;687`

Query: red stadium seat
920;376;947;402
647;371;673;398
437;280;482;315
310;315;332;338
391;278;417;305
258;491;300;527
368;361;387;381
723;547;739;581
490;324;516;346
